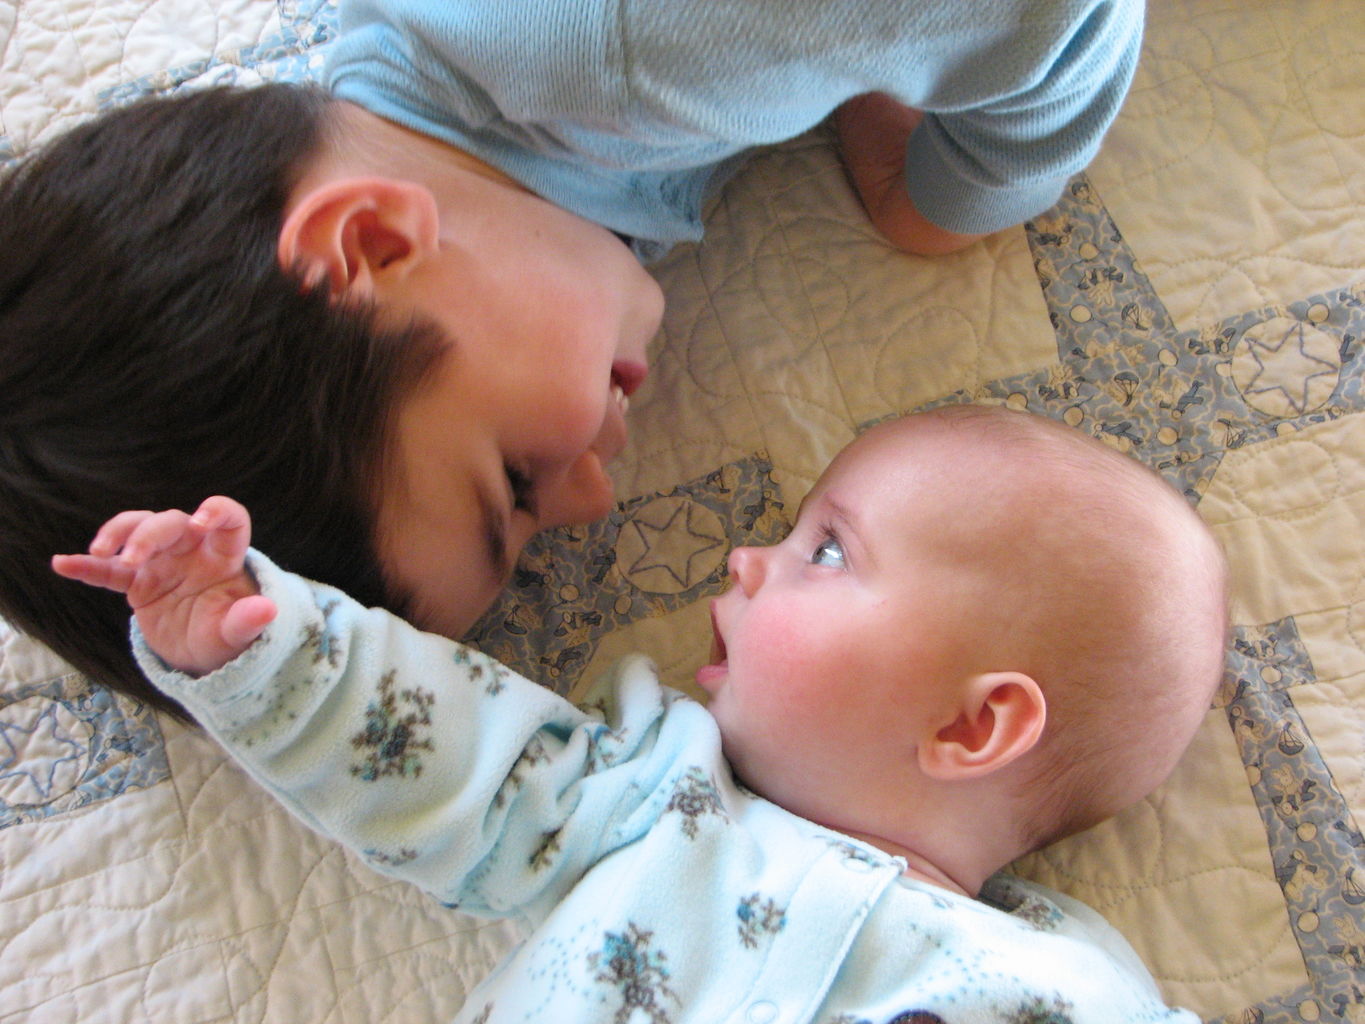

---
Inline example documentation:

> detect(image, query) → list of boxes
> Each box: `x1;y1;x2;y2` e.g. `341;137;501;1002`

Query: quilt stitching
97;0;337;108
0;674;168;828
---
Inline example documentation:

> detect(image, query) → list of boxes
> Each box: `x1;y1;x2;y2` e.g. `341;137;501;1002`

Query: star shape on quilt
1234;317;1341;417
622;499;726;591
0;700;87;805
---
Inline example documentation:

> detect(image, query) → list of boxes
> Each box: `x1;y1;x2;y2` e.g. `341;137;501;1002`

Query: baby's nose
726;546;766;596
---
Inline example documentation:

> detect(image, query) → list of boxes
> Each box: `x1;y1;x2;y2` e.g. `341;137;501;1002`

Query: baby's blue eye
811;535;845;569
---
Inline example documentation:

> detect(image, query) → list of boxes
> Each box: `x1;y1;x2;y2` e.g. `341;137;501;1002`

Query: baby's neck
835;784;1034;899
838;829;975;897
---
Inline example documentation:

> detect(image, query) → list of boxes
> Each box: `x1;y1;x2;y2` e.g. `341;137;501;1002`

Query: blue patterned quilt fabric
2;1;1363;1021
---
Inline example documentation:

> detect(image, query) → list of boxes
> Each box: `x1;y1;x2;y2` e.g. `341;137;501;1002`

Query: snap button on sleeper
747;999;778;1024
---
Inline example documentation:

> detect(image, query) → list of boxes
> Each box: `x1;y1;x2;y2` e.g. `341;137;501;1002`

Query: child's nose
536;454;615;529
726;546;766;596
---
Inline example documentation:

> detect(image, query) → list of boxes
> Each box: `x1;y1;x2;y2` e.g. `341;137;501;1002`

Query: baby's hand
52;496;277;676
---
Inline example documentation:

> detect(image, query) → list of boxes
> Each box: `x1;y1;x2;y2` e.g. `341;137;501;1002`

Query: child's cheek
536;395;605;455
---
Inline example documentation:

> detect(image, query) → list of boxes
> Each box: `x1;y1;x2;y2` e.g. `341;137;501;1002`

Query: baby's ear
919;671;1046;780
277;177;439;300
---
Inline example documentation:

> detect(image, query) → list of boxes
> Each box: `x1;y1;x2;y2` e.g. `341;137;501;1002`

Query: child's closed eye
505;463;537;514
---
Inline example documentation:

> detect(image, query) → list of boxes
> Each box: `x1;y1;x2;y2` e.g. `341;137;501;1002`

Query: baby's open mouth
696;601;729;690
708;603;728;666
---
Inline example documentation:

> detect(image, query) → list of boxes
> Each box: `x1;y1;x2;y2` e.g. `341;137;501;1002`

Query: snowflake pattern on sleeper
350;670;435;781
664;765;727;839
736;892;787;948
588;923;680;1024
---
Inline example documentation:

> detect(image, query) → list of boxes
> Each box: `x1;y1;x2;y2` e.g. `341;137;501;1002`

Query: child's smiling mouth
611;359;647;398
590;361;647;466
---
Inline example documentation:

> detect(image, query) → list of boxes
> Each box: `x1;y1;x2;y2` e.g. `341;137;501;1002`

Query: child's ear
919;671;1046;780
276;178;439;300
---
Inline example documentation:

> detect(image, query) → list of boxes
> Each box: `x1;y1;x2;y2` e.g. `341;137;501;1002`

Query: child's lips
612;359;648;397
594;384;629;463
597;361;646;463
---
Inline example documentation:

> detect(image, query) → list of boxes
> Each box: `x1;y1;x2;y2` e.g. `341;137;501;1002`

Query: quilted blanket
2;1;1362;1021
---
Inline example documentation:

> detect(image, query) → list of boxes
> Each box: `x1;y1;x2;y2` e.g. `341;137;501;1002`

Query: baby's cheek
749;636;835;726
776;615;840;677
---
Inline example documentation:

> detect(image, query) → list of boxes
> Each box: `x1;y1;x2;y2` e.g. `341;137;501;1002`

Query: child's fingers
50;553;139;593
219;594;278;652
191;496;253;559
88;498;249;568
190;495;249;530
88;510;156;558
117;508;205;566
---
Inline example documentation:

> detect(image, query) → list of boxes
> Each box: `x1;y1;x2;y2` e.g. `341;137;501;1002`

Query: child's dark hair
0;84;445;720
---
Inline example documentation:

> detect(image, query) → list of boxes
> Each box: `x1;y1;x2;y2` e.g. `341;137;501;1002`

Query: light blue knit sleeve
131;550;691;924
325;0;1142;243
901;0;1145;233
615;0;1145;233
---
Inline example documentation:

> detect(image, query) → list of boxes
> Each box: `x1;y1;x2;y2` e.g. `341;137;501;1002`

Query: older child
1;0;1143;717
55;405;1226;1021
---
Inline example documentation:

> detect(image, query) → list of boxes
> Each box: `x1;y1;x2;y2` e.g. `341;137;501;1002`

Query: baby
55;405;1227;1021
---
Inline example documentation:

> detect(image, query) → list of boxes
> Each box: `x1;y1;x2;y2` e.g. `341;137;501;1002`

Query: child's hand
52;496;277;677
